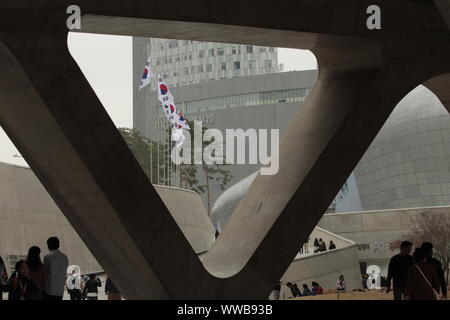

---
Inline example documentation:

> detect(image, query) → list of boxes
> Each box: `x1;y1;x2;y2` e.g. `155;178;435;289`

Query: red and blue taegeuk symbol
142;68;148;79
160;84;169;95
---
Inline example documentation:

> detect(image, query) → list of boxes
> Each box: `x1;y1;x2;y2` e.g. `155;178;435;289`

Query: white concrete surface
318;206;450;275
0;162;215;276
279;227;362;299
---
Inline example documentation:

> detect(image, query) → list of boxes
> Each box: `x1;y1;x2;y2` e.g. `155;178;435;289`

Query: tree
176;121;233;217
388;211;450;284
119;125;232;217
118;127;173;185
199;154;233;218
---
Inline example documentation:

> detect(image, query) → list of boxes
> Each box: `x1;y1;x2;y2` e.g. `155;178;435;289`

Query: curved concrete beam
1;1;448;48
424;73;450;114
434;0;450;28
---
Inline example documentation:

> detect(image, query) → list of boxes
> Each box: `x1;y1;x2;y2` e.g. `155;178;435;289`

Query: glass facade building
150;88;312;117
183;88;310;113
140;38;282;89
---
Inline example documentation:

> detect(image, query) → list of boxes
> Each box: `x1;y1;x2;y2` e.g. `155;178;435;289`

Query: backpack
11;277;18;292
8;277;22;300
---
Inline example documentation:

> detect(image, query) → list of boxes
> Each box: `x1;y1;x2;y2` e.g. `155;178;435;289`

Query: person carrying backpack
83;274;102;300
312;281;323;295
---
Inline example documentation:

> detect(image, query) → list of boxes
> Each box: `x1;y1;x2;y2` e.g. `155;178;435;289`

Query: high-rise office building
132;38;361;214
133;38;282;90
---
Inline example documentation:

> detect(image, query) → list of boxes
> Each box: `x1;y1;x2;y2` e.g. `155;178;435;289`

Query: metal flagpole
149;49;153;185
157;99;160;185
178;128;182;188
166;129;172;186
173;139;176;187
164;127;167;186
167;129;170;186
150;139;153;183
168;128;170;186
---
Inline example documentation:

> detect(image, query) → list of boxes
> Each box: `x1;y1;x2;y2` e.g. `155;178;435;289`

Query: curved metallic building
212;171;362;229
354;86;450;211
210;172;363;296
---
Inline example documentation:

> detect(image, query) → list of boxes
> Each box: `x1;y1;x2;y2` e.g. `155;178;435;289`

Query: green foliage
118;127;173;185
119;124;232;217
181;120;233;216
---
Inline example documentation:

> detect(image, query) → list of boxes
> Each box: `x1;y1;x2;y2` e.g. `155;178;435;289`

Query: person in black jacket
105;276;121;300
83;274;102;300
4;261;40;300
286;282;302;298
386;241;413;300
421;242;447;299
329;240;336;250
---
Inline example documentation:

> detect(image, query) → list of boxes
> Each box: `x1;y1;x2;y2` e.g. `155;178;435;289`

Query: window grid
180;88;311;113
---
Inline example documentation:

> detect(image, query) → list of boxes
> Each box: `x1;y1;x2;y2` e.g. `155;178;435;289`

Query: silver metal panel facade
355;86;450;210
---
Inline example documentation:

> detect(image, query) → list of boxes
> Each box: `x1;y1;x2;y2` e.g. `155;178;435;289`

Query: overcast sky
0;33;317;167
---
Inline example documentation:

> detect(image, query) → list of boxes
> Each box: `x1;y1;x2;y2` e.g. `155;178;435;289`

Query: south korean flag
157;74;175;104
139;57;152;90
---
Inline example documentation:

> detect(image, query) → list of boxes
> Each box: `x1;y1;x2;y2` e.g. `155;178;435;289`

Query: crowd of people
2;236;447;301
285;281;324;298
280;240;447;300
299;238;337;255
0;236;121;301
386;241;447;300
313;238;336;253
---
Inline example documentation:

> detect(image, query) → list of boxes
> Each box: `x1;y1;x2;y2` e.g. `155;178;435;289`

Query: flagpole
157;105;160;185
150;138;153;183
168;128;170;186
164;130;166;186
165;125;168;186
156;73;189;188
143;43;154;185
149;47;153;185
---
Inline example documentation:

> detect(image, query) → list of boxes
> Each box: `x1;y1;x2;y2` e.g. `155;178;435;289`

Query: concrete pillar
424;74;450;114
434;0;450;29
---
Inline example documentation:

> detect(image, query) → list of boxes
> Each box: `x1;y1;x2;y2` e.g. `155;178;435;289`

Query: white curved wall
154;186;215;253
279;227;362;299
0;162;100;274
318;206;450;275
0;162;215;276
